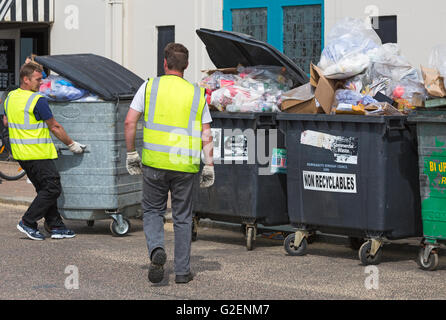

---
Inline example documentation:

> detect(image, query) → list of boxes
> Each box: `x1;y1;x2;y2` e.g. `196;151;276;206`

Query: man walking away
3;62;86;241
124;43;214;284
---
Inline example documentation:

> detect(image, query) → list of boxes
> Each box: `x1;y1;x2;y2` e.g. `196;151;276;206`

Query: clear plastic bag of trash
368;44;419;83
335;89;364;105
40;75;87;102
318;17;382;79
237;65;293;90
429;44;446;79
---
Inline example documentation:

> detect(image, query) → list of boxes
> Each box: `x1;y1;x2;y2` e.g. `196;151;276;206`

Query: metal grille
283;5;322;74
232;7;267;42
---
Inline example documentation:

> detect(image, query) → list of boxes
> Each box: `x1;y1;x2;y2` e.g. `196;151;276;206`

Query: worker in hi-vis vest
124;43;214;285
3;62;86;241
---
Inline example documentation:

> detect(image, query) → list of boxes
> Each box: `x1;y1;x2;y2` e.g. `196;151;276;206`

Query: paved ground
1;202;445;303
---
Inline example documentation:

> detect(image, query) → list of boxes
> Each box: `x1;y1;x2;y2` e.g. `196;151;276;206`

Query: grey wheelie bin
276;113;423;265
192;29;308;250
35;54;145;237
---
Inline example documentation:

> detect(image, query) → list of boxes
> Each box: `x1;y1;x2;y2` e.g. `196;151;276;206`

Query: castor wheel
284;233;308;256
246;227;256;251
417;247;439;271
359;240;383;266
110;218;131;237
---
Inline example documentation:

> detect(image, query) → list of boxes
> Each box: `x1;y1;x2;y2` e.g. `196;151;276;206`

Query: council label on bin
303;171;357;193
301;130;358;165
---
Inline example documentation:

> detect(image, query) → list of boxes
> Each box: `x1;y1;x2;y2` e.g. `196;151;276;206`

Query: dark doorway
20;27;50;65
372;16;397;44
157;26;175;77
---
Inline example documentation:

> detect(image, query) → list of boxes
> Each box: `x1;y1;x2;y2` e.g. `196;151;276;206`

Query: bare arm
45;117;74;146
2;115;7;128
202;123;214;166
125;108;142;152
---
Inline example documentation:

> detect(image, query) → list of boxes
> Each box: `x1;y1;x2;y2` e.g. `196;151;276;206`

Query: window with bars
231;8;268;42
283;5;322;74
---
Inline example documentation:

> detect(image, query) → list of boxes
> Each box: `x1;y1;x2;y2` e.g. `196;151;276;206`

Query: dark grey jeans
142;165;195;276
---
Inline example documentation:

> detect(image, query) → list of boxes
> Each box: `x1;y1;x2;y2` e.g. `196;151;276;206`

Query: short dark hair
164;43;189;72
20;62;43;83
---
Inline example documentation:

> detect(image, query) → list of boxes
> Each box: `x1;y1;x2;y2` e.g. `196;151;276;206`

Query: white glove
68;141;86;154
126;151;142;175
200;165;215;188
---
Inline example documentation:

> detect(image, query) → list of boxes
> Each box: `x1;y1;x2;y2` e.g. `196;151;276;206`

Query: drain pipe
107;0;124;65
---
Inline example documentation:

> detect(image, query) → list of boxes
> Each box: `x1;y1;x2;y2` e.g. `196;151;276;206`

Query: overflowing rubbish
200;66;293;113
319;17;382;80
282;18;430;116
39;75;103;102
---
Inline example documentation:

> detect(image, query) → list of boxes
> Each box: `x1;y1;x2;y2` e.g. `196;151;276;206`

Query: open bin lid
196;28;309;88
35;54;144;101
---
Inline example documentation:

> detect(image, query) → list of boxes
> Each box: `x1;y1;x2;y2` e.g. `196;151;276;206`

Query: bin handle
382;118;406;136
255;115;277;129
55;144;90;154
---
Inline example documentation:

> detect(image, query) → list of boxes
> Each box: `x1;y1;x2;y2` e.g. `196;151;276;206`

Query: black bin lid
35;54;144;101
196;28;309;88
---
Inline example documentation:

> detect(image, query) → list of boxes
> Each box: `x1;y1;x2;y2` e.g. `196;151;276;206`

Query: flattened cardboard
310;64;337;114
282;98;318;114
281;82;318;114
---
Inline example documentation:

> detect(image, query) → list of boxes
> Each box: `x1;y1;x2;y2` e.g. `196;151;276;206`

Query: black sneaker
175;272;194;284
148;248;167;284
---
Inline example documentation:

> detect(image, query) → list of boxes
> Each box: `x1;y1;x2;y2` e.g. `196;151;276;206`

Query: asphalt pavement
0;199;445;302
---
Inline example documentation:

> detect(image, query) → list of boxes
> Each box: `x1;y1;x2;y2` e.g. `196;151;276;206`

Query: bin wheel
87;220;95;227
349;237;365;250
359;241;383;266
284;233;308;257
246;227;255;251
110;218;130;237
417;248;439;271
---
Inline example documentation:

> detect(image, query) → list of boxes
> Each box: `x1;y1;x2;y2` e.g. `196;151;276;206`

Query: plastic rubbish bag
199;71;239;91
318;17;382;79
335;89;364;105
40;75;87;101
202;65;292;113
237;65;293;90
429;44;446;78
368;44;420;84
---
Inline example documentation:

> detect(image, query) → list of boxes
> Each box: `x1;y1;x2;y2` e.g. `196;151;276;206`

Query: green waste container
410;103;446;271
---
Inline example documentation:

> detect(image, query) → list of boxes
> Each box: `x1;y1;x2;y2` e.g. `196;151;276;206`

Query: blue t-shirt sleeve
33;97;53;121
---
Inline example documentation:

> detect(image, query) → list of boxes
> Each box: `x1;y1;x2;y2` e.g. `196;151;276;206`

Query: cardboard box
281;82;319;114
310;63;339;114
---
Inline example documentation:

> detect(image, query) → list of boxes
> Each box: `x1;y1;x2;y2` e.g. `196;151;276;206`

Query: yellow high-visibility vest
5;88;57;161
143;75;205;173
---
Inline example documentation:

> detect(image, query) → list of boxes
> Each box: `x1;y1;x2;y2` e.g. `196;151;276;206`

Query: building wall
50;0;107;57
325;0;446;68
49;0;223;83
124;0;223;83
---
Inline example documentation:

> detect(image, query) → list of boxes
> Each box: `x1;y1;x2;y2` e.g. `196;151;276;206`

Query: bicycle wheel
0;159;26;181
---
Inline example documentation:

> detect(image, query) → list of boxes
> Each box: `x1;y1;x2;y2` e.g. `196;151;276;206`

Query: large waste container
409;102;446;271
35;54;145;237
192;29;308;250
193;112;289;250
277;113;422;265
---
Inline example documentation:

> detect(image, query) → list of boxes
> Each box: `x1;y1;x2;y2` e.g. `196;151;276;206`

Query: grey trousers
142;165;195;276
